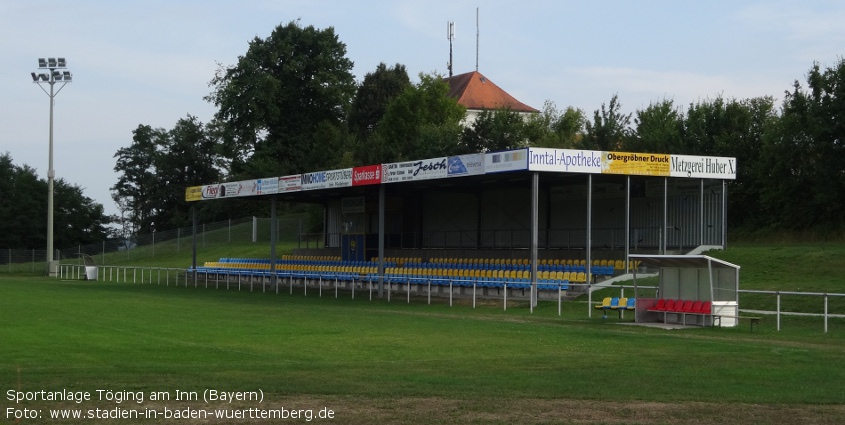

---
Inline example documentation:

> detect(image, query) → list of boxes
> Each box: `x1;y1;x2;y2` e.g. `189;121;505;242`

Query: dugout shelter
630;254;741;327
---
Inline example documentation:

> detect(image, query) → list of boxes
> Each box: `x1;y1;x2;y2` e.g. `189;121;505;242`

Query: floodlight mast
31;57;71;276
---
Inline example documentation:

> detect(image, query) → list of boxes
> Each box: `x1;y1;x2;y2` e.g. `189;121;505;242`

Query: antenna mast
475;7;479;71
447;21;455;77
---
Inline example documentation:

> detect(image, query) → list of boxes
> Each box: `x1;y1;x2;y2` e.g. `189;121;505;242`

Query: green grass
5;240;845;423
1;276;845;424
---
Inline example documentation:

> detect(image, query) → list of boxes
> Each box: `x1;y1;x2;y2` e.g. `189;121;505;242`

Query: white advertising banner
279;175;302;192
447;154;485;177
237;178;280;197
300;168;352;191
383;157;448;183
484;149;528;173
527;148;603;174
670;155;737;180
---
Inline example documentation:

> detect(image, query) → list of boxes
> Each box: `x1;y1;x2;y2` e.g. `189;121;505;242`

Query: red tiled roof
445;71;539;113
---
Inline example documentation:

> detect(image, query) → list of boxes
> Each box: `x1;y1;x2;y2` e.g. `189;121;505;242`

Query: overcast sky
3;0;844;218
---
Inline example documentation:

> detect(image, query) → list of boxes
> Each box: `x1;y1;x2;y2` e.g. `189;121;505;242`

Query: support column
191;204;198;286
378;185;385;297
586;174;593;317
270;198;278;291
722;180;728;249
625;176;630;273
530;172;539;311
700;179;705;246
663;177;668;254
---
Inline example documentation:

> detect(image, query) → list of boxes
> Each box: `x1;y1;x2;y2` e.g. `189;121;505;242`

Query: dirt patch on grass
311;397;843;425
69;396;840;424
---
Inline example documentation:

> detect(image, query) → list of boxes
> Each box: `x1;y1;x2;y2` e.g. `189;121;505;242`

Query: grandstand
185;147;736;308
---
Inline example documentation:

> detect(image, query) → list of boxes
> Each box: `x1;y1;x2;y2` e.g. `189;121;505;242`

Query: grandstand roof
445;71;539;113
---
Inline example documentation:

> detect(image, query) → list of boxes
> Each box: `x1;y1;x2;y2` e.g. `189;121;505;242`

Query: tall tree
369;73;465;162
628;99;684;153
349;63;411;142
111;125;163;234
525;100;586;148
206;20;356;177
581;94;632;150
154;115;223;230
0;152;110;249
461;108;531;153
759;59;845;230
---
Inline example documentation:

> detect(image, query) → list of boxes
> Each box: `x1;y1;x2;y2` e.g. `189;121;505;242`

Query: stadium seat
613;297;627;311
594;297;612;311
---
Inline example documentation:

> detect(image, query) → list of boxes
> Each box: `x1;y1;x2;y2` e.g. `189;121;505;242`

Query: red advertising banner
352;165;382;186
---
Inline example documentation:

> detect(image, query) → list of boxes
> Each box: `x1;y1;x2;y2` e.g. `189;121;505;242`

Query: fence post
824;294;829;334
776;292;781;331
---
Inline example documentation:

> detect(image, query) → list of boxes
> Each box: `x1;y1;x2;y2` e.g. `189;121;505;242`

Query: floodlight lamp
57;58;66;68
52;70;63;81
38;58;47;68
48;58;57;68
62;71;72;81
31;72;49;82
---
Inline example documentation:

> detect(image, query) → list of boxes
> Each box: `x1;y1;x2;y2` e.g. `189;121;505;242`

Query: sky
3;0;845;218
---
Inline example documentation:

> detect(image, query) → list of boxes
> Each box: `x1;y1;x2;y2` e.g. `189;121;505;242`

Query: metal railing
596;284;845;333
55;264;844;333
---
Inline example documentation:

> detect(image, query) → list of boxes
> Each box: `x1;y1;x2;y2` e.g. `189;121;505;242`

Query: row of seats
649;299;712;315
594;297;636;311
195;263;572;291
647;299;714;326
207;257;621;275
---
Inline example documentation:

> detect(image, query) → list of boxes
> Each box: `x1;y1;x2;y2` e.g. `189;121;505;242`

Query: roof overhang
629;254;740;271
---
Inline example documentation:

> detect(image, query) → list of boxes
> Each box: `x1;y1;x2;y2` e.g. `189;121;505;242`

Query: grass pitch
1;275;844;424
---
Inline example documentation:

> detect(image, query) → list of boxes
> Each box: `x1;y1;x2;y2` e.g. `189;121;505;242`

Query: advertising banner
602;151;670;176
300;171;327;191
527;148;603;173
325;168;353;188
352;165;382;186
255;177;279;195
484;149;528;173
218;181;244;198
201;184;221;200
383;157;448;183
301;169;352;191
279;175;302;192
669;154;737;180
234;178;280;197
447;154;485;176
185;186;203;202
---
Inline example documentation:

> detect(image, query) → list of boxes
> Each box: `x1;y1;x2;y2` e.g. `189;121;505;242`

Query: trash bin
85;266;98;281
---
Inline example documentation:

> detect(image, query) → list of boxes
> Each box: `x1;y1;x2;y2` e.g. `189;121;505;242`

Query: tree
461;108;531;153
758;59;845;230
348;63;411;142
111;125;163;234
525;100;585;148
206;20;356;177
581;94;632;150
0;152;110;249
153;115;224;230
628;99;684;153
113;116;227;234
369;73;465;162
